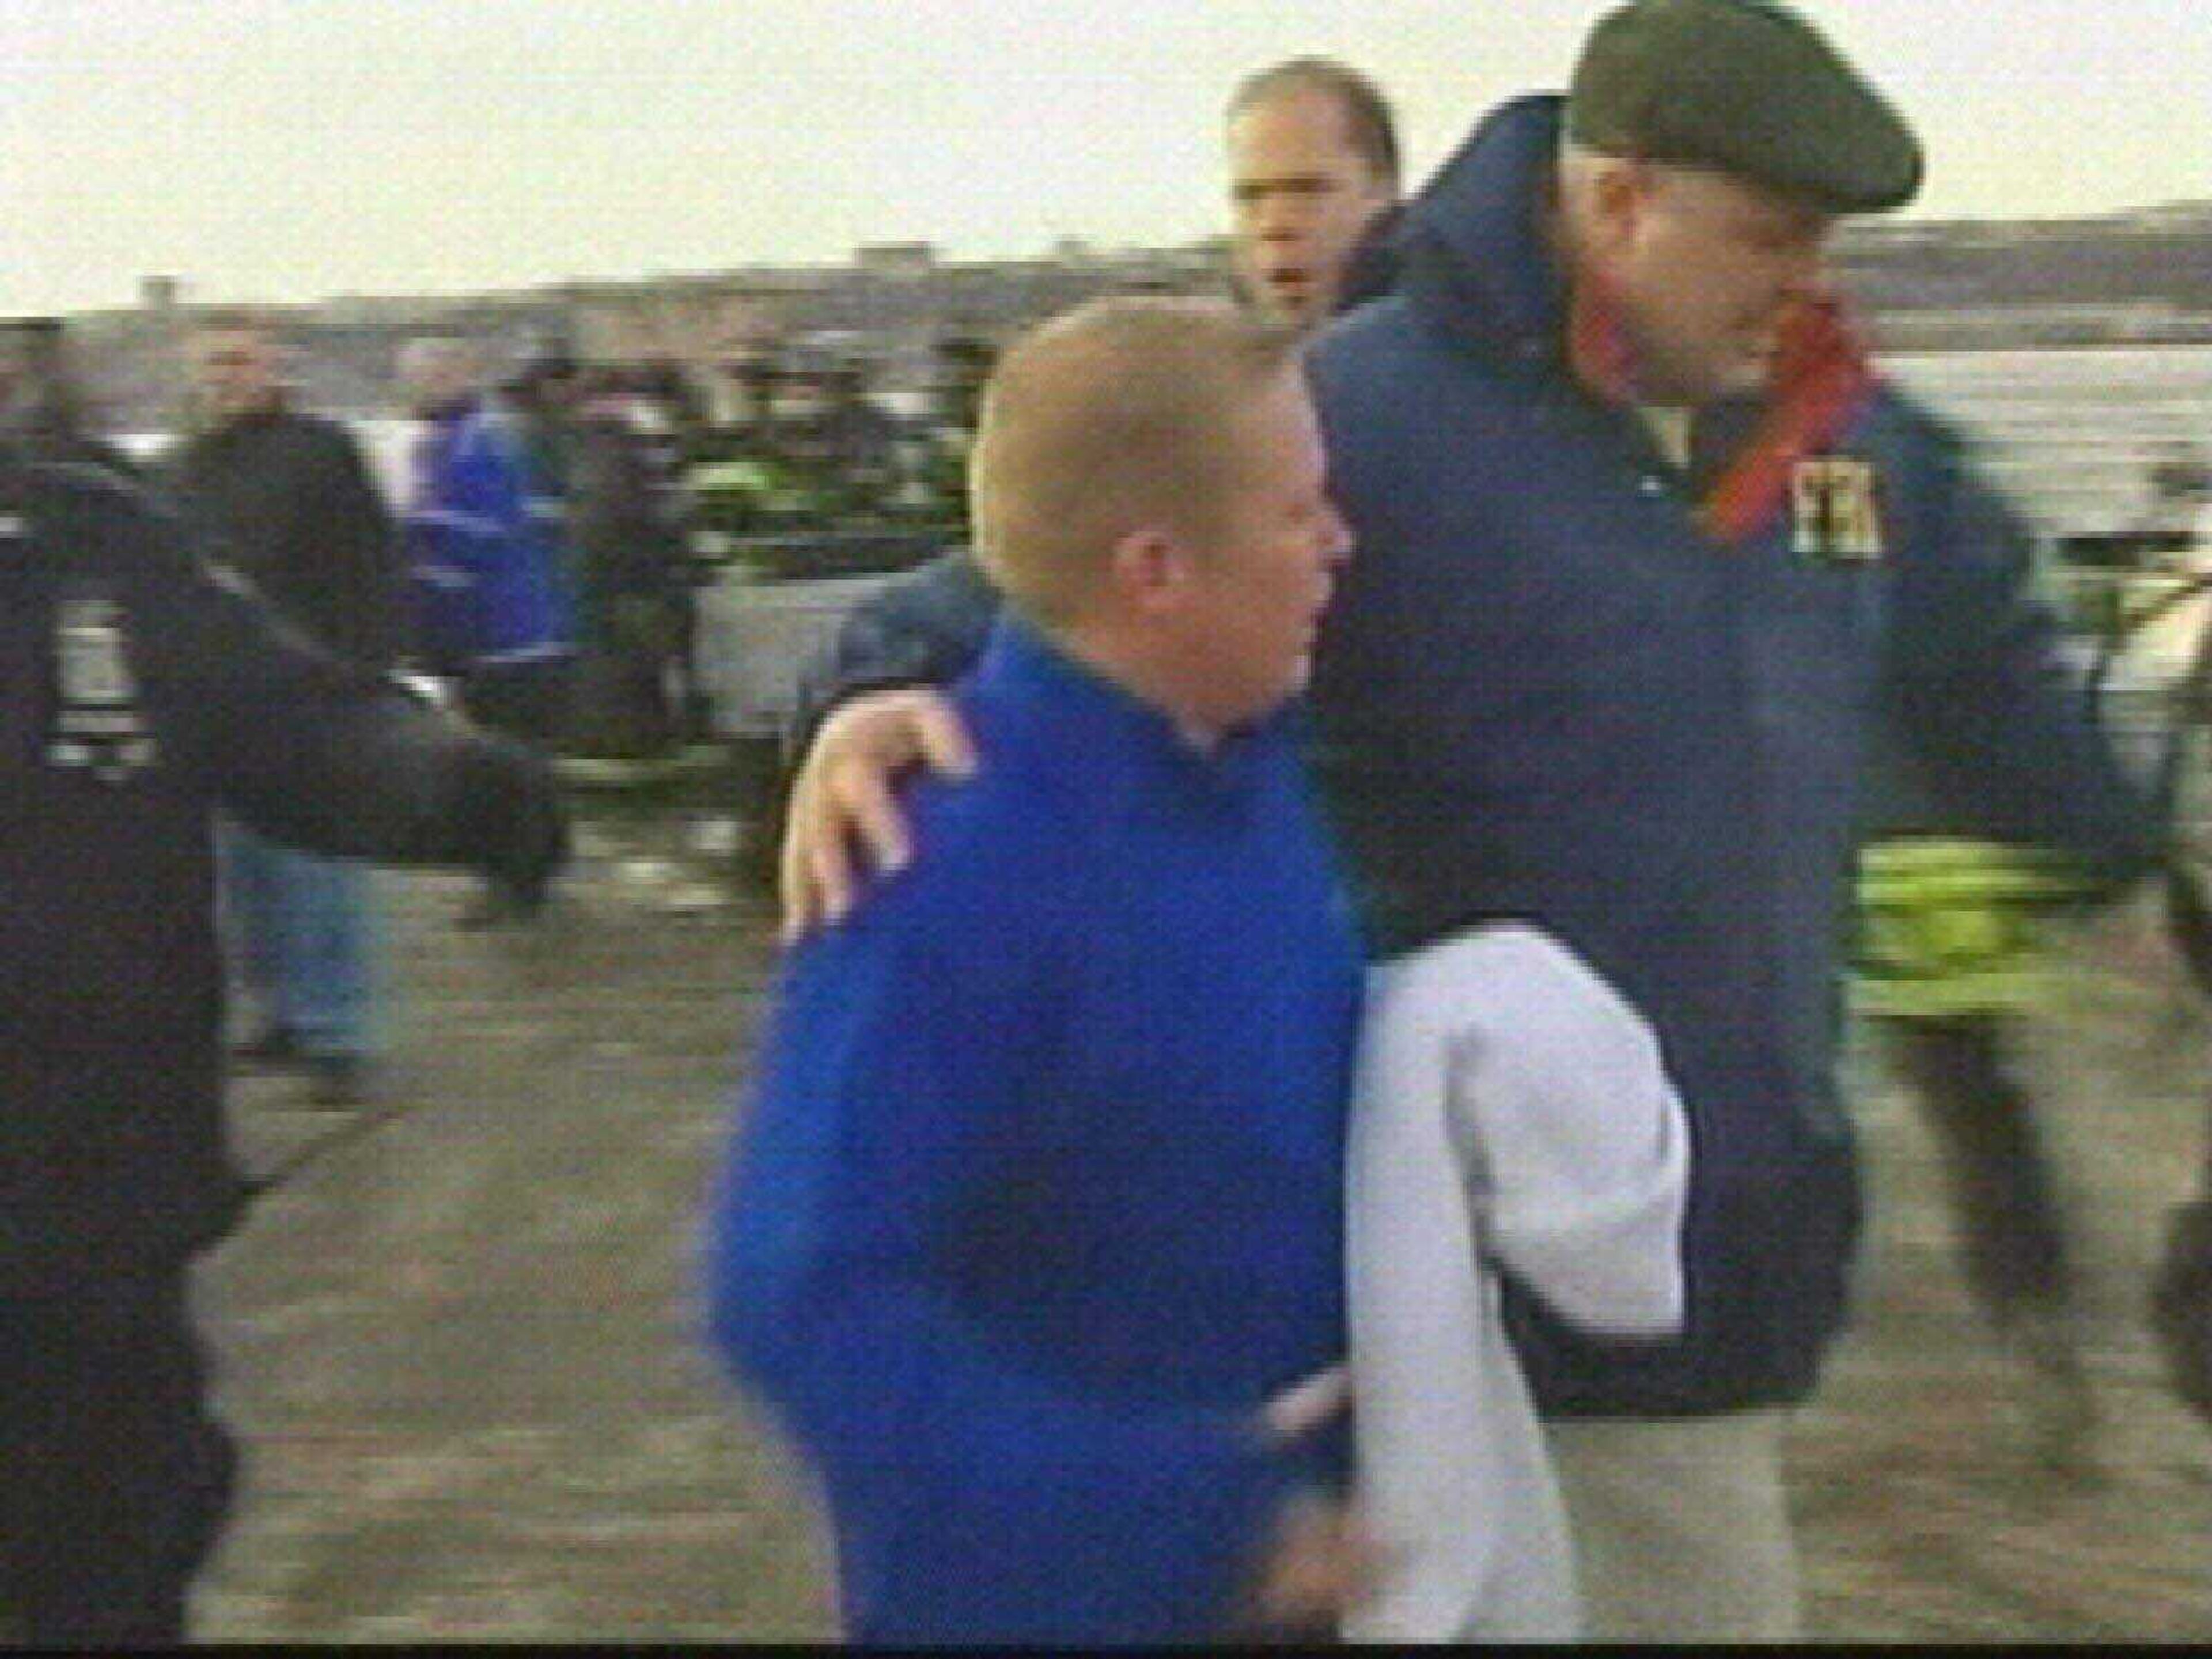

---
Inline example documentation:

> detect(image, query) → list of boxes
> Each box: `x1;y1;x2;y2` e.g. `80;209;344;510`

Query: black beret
1567;0;1923;214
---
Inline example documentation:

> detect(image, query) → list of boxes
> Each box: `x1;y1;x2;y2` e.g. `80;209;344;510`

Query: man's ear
1105;524;1193;618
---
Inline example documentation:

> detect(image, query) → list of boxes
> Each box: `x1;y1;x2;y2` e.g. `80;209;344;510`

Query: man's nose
1256;194;1305;239
1321;502;1354;567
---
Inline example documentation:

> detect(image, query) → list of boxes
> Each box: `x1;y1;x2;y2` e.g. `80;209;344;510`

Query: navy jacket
1302;96;2153;1414
711;621;1359;1643
0;453;565;1291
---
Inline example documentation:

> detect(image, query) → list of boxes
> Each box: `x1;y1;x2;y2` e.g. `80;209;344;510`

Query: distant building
855;243;937;278
50;205;2212;435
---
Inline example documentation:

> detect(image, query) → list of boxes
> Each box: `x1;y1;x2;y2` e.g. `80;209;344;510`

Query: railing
690;531;961;740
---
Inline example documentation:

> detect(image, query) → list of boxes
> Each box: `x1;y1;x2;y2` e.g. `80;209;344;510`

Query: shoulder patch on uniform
47;589;161;782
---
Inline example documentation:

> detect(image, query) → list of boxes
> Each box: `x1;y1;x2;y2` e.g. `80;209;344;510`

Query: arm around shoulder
787;548;1000;757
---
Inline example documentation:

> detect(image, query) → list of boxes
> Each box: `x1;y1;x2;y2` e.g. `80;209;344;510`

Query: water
1884;346;2212;537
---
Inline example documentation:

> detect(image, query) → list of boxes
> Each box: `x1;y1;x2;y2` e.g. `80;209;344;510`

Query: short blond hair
969;297;1300;627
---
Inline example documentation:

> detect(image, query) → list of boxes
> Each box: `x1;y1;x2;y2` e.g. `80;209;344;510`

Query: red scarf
1567;279;1876;545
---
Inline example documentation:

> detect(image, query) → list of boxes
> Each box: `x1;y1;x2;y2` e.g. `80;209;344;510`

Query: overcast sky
5;1;2209;316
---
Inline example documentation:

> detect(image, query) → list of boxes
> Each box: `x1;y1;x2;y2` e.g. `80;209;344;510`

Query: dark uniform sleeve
784;548;1002;763
1882;427;2162;893
570;419;664;593
134;517;566;895
311;422;407;672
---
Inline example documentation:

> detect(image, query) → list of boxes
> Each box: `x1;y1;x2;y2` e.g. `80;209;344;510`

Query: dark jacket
786;547;998;762
0;452;565;1291
1302;96;2154;1414
1335;203;1404;317
569;408;690;631
168;402;404;669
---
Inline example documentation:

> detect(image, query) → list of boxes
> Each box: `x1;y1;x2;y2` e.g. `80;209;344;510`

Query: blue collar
969;615;1298;804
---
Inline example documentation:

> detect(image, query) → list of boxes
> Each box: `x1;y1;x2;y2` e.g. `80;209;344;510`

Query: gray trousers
1546;1411;1801;1642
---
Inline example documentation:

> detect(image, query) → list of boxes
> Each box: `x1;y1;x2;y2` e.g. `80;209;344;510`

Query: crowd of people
3;0;2211;1645
0;296;715;1637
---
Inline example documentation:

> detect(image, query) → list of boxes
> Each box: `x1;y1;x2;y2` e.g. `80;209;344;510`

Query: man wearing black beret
1298;3;2151;1636
772;1;2159;1637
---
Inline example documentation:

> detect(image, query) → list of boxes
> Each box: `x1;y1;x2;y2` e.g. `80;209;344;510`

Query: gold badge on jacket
1791;457;1884;563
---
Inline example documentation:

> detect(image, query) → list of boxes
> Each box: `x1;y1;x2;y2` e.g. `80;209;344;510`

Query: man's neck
1047;619;1225;754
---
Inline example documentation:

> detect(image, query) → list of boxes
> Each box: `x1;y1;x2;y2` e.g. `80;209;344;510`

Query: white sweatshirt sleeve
1429;925;1690;1336
1347;925;1691;1641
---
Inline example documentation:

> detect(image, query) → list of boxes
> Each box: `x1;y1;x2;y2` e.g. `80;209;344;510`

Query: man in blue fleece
708;297;1368;1644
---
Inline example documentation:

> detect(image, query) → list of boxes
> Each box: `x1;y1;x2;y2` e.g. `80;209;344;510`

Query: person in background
2153;1143;2212;1430
0;317;141;476
397;334;575;924
1852;807;2101;1461
1224;55;1403;331
2134;437;2212;1431
565;365;696;757
171;310;407;1105
497;342;585;621
772;55;1406;880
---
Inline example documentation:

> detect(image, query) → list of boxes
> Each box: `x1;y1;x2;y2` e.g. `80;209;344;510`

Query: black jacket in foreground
0;453;565;1291
168;403;406;670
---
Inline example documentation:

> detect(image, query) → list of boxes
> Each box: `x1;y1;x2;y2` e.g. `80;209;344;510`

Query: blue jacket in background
402;400;573;674
1303;96;2156;1415
709;619;1360;1644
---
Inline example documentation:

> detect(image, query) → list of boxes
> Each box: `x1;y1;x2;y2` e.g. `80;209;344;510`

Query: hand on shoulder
779;686;977;940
